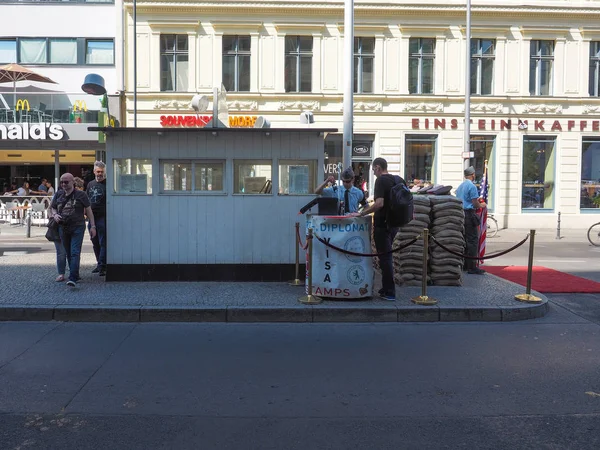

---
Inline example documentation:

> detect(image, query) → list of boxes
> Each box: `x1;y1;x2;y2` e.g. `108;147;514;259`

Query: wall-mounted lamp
211;131;218;137
265;131;271;137
157;131;164;136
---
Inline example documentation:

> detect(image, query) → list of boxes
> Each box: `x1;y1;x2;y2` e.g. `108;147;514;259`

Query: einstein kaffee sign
0;122;65;140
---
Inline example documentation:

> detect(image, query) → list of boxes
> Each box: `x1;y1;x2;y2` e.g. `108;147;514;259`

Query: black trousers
463;209;480;270
374;226;399;295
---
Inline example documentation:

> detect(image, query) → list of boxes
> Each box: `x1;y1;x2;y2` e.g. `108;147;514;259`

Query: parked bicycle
487;213;499;238
588;221;600;246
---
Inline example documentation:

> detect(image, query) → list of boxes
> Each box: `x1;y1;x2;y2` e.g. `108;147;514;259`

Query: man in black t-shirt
350;157;398;300
86;161;107;276
51;173;96;287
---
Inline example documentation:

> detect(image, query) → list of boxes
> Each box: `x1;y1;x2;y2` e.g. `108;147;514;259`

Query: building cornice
123;1;600;20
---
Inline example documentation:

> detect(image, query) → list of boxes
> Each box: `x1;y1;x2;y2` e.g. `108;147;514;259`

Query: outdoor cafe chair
30;202;47;227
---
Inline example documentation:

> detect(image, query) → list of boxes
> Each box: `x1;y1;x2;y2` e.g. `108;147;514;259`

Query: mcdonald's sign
73;100;87;112
15;99;30;111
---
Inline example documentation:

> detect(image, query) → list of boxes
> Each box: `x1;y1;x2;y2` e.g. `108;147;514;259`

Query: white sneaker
66;280;77;287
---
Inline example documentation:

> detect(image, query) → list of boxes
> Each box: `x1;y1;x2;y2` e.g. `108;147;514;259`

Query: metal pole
412;228;437;305
26;210;31;238
515;230;542;303
289;222;304;286
133;0;137;127
342;0;354;170
54;149;60;190
555;211;561;240
463;0;472;170
299;228;322;304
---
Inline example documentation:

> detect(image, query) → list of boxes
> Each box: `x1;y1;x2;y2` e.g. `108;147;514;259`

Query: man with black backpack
351;157;412;300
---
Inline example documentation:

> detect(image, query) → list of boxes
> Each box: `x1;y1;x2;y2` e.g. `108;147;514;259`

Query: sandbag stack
392;195;431;287
428;195;465;286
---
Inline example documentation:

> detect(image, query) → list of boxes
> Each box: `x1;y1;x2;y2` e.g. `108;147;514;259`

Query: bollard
288;222;304;286
299;228;322;305
515;229;542;303
411;228;438;306
555;211;562;240
26;211;31;238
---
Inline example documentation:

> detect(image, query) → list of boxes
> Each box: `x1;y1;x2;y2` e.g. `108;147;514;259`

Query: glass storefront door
522;136;556;210
581;138;600;209
405;135;437;186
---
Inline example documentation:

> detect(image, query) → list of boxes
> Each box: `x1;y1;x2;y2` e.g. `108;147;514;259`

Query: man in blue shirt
315;168;365;214
456;166;486;275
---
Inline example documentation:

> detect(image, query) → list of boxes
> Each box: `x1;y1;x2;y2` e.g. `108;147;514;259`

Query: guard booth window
233;160;272;194
278;160;316;195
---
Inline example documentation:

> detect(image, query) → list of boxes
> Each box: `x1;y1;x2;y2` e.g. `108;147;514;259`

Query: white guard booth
307;215;374;299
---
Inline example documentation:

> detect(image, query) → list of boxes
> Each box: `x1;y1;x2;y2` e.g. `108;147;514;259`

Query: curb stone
0;301;549;323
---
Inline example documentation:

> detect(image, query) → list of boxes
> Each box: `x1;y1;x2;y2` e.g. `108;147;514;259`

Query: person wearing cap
456;166;486;275
315;168;366;214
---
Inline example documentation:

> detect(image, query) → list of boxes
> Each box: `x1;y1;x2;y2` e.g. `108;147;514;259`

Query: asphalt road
1;308;600;450
486;231;600;282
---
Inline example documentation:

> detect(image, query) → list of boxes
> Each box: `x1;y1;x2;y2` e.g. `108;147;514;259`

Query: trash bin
306;215;373;299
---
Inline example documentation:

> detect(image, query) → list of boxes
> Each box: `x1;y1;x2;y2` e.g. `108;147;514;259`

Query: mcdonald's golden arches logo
73;100;87;112
15;99;30;111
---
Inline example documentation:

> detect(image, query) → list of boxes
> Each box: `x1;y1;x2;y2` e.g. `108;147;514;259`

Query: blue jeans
374;226;399;296
88;216;106;269
53;240;67;275
59;224;86;283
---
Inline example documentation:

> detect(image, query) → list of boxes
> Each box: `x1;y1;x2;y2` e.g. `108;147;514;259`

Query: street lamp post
342;0;354;172
464;0;472;170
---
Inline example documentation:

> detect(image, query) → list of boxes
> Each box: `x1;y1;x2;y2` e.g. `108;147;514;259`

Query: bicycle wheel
487;216;498;238
587;222;600;246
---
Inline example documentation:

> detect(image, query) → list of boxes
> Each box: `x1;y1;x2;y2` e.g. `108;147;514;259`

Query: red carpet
483;265;600;293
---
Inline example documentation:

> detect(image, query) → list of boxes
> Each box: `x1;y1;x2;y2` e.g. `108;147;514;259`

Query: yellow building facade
124;0;600;229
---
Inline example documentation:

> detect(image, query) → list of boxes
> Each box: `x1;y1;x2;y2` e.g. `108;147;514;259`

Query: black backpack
386;175;414;227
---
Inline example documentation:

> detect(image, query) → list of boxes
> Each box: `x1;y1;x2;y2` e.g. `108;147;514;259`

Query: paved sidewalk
0;230;548;322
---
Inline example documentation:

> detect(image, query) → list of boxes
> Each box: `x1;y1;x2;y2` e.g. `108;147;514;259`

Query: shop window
522;137;555;210
285;36;312;93
233;160;272;194
49;39;77;64
405;135;436;185
354;37;374;94
278;160;316;195
581;138;600;209
409;38;435;94
86;40;114;65
223;35;251;92
589;42;600;97
20;38;47;64
0;39;17;64
471;39;494;95
160;34;189;92
529;40;554;96
470;136;495;208
113;159;153;194
160;160;224;193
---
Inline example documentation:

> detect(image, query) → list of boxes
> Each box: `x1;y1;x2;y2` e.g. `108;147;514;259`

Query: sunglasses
60;180;71;185
342;179;353;183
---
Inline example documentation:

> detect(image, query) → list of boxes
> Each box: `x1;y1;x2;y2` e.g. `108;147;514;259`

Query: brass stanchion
412;228;438;305
299;228;322;305
288;222;304;286
515;229;542;303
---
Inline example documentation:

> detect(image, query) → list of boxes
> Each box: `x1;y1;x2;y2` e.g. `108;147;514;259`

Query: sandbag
433;209;465;219
428;195;462;205
432;217;464;227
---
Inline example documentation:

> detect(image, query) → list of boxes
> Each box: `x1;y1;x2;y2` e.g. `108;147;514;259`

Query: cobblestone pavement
0;228;544;311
